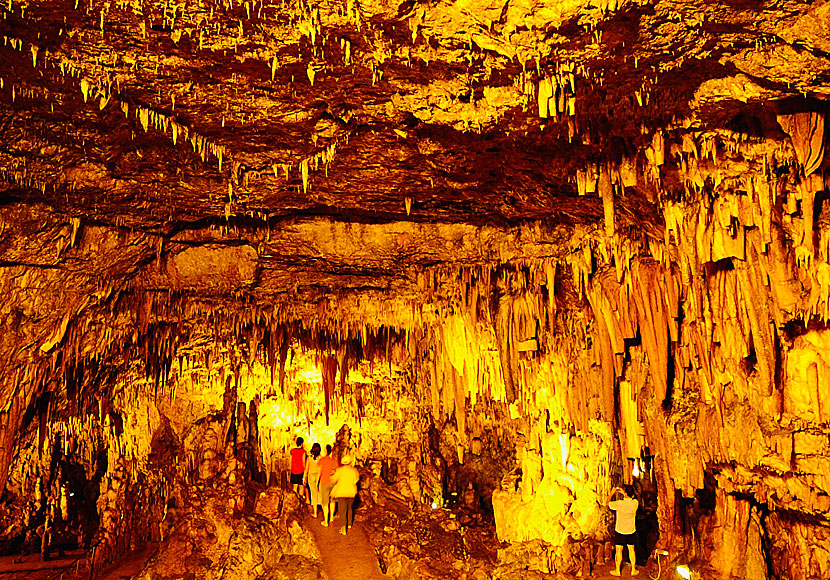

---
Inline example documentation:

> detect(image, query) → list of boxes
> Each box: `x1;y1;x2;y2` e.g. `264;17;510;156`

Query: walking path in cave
305;513;387;580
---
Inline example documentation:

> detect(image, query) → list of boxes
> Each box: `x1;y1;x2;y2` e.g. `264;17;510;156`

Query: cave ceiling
1;0;829;301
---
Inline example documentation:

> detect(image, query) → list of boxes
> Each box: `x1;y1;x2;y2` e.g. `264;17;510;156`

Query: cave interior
1;0;830;577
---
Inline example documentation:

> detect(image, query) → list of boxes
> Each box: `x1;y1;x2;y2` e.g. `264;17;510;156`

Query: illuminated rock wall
3;0;830;575
1;112;830;579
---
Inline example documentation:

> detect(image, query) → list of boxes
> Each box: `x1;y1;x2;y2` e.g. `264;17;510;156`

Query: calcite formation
2;0;830;578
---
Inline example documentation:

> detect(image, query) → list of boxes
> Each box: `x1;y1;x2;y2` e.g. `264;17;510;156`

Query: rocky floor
356;495;672;580
0;549;88;579
305;513;387;580
96;545;159;580
0;487;670;580
0;524;668;580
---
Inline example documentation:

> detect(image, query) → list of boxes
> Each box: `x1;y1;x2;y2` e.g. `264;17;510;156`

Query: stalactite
338;342;349;397
737;243;778;396
777;106;826;176
321;355;337;425
489;280;516;403
598;164;615;238
586;288;616;422
278;326;291;394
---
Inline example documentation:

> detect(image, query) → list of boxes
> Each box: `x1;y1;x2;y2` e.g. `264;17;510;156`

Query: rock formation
2;0;830;577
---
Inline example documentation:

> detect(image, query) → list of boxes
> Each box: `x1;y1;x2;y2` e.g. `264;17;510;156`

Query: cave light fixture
676;564;697;579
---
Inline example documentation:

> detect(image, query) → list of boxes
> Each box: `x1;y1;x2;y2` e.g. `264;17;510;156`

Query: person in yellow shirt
608;485;639;577
331;455;360;535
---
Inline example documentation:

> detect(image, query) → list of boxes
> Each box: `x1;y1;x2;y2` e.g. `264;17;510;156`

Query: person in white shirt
303;442;322;516
608;484;639;576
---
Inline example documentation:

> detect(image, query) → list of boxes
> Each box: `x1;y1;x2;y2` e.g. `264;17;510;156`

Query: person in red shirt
289;437;307;498
316;445;337;526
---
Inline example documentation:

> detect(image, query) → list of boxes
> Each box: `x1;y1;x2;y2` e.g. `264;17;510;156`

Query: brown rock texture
2;0;830;578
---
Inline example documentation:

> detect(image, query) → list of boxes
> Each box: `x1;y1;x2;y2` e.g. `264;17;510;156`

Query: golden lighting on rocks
245;349;405;476
258;398;296;429
3;0;830;572
558;432;569;470
296;366;323;384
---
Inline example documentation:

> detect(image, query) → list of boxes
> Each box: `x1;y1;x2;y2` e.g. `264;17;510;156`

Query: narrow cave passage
305;516;386;580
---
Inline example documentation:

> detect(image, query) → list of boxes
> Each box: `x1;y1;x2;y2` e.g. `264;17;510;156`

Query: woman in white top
304;443;322;516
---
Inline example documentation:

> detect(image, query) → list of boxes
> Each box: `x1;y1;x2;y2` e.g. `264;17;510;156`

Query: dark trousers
336;497;354;529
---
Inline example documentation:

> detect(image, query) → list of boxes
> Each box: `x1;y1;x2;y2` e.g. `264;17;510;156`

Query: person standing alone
290;437;307;499
608;484;639;577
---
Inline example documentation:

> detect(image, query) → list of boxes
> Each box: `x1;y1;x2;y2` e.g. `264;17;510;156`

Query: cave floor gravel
0;544;160;580
0;549;88;579
0;541;664;580
94;543;159;580
305;513;388;580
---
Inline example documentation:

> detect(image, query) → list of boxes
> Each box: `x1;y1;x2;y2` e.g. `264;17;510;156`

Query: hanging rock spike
80;79;91;103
